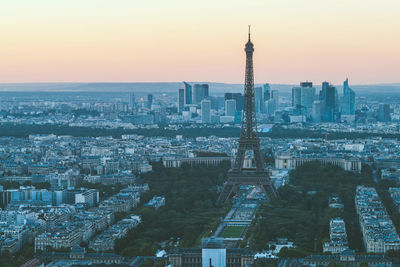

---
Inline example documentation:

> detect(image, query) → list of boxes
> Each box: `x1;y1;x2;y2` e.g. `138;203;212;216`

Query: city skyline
2;1;400;266
1;0;400;84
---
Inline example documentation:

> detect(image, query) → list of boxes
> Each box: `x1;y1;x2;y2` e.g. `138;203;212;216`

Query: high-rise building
341;78;355;115
192;84;209;104
292;82;315;112
208;96;221;111
300;81;313;88
183;82;192;105
224;93;244;111
378;103;391;122
201;100;211;123
265;99;276;116
147;94;153;109
312;100;322;122
270;90;279;110
321;82;338;122
225;99;236;116
300;82;315;110
178;89;185;113
263;83;271;102
129;92;135;110
292;87;301;107
254;86;263;114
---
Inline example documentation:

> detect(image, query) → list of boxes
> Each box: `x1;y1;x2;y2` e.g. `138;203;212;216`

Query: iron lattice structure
217;27;278;204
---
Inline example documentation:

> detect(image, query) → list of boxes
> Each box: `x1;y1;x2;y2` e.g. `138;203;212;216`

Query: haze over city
2;1;400;267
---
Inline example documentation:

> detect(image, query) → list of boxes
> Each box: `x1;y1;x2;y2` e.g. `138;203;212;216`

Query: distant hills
0;82;399;95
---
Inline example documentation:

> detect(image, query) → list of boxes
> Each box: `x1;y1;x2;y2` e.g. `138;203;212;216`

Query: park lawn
223;226;245;238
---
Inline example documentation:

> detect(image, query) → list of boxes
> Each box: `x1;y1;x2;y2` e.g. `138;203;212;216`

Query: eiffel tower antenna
217;27;278;204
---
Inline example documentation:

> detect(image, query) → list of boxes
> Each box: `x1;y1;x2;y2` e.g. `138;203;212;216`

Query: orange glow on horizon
0;0;400;84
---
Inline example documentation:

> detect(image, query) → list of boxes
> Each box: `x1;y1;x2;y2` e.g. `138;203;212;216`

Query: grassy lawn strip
223;226;245;238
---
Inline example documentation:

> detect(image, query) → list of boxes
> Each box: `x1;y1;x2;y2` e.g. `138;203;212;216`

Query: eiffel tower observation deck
217;26;278;204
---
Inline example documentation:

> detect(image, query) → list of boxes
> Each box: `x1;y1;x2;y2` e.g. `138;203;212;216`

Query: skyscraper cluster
225;99;236;117
181;82;209;106
224;93;244;112
178;82;212;123
320;81;339;122
291;79;356;122
176;81;281;124
254;83;279;116
292;82;315;117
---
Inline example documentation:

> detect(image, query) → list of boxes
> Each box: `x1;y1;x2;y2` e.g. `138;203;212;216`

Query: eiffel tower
217;26;278;204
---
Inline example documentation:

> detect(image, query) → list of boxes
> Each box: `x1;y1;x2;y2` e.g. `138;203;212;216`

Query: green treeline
2;123;400;139
113;162;231;257
252;162;375;255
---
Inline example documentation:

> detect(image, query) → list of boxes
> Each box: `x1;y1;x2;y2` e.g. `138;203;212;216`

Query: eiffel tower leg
260;183;278;200
253;143;265;170
259;184;269;200
217;183;237;205
233;145;246;171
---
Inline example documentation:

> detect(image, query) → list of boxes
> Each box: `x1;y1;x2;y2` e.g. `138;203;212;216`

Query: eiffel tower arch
217;26;278;204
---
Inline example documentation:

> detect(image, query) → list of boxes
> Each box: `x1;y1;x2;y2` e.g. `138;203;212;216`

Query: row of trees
113;161;231;257
252;162;375;254
77;181;127;200
3;123;400;140
0;244;34;267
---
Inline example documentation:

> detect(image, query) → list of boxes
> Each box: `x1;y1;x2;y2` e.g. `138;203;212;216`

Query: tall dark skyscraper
321;81;338;122
270;90;279;113
129;92;135;111
341;78;355;115
292;87;301;107
217;27;278;204
224;93;244;111
263;83;270;102
254;86;263;114
192;84;209;104
292;82;315;117
147;94;153;109
183;82;192;105
178;88;184;113
225;99;236;116
201;99;211;123
378;103;391;122
300;82;315;111
312;100;322;122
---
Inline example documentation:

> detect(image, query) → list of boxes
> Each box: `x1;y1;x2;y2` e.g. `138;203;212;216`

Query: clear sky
1;0;399;84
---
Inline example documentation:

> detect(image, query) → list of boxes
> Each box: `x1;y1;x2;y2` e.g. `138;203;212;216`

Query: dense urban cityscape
2;71;400;266
2;0;400;266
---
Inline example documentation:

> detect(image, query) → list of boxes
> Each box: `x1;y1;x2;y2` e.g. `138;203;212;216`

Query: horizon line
1;81;400;86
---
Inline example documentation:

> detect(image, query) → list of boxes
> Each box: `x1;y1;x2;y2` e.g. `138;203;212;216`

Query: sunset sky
1;0;400;84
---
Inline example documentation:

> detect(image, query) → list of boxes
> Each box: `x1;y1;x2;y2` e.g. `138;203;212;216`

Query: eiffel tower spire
217;27;278;204
242;24;256;140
